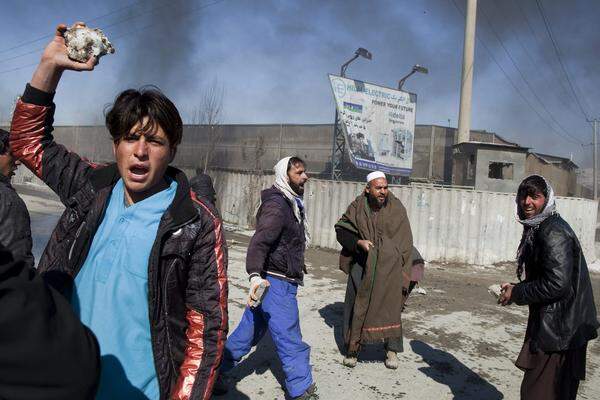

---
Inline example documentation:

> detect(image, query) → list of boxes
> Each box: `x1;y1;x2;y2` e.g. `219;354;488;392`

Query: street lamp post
391;64;428;185
398;64;428;90
331;48;372;181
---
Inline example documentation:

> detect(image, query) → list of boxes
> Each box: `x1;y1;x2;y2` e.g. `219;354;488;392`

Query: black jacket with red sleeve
10;84;228;400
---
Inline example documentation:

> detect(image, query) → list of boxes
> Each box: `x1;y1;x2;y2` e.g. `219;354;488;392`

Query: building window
488;162;514;180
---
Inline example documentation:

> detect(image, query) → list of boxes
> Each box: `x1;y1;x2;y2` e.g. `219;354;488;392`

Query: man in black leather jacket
499;175;599;400
0;129;34;267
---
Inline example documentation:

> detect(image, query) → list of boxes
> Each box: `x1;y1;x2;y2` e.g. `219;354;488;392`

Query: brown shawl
335;192;413;351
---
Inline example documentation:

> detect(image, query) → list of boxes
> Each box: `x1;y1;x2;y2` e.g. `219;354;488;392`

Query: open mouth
129;164;150;181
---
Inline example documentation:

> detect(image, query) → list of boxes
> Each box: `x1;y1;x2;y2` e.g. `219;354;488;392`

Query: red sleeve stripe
10;99;50;178
173;310;205;400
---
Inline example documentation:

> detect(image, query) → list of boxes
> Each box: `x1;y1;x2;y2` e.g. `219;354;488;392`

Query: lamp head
355;47;372;60
413;64;429;74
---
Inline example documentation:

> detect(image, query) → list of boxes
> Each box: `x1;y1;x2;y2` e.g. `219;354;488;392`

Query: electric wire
508;0;584;120
0;0;150;55
478;1;584;144
449;0;582;145
0;0;227;75
0;0;177;65
534;0;592;121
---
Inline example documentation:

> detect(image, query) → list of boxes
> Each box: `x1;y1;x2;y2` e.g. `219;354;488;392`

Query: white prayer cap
366;171;386;183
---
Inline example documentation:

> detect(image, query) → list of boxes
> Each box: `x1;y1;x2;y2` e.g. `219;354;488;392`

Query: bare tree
192;79;225;173
245;135;267;227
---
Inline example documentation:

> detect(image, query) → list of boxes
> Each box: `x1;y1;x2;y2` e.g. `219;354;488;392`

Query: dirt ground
222;230;600;400
25;192;600;400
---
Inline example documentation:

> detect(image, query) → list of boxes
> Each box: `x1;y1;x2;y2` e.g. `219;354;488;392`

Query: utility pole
278;123;283;160
457;0;477;144
595;120;598;200
589;118;599;199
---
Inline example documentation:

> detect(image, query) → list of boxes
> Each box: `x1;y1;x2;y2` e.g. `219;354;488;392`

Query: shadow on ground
219;333;287;399
318;302;346;355
410;340;504;399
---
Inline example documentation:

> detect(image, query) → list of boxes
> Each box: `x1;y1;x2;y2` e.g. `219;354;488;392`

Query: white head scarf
514;174;557;228
514;174;557;280
273;157;311;247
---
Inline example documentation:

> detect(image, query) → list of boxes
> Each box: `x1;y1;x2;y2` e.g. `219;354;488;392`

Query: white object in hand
64;24;115;62
248;276;269;308
414;287;427;295
488;284;502;299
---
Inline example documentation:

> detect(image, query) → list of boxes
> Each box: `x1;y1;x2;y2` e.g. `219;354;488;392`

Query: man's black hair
287;156;305;172
104;85;182;147
0;128;9;155
516;175;549;221
517;175;548;201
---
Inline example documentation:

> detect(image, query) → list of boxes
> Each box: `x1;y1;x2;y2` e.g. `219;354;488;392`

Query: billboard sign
329;74;416;176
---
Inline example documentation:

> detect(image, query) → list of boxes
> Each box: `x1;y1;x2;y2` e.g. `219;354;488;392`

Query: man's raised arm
10;23;100;203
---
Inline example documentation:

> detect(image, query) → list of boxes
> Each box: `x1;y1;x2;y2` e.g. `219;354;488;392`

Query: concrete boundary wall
13;167;597;265
209;170;598;265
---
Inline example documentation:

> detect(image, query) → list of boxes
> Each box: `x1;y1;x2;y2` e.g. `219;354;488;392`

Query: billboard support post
331;110;345;180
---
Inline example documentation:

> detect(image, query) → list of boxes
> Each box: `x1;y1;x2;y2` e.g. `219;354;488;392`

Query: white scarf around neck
273;157;311;247
514;174;557;228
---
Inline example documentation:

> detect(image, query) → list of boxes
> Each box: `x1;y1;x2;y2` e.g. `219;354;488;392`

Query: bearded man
217;156;317;400
334;171;413;369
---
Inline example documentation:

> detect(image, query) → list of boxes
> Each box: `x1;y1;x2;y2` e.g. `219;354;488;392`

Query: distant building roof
453;141;529;152
529;152;579;169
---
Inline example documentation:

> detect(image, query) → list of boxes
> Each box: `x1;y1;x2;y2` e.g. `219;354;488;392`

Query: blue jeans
222;276;313;398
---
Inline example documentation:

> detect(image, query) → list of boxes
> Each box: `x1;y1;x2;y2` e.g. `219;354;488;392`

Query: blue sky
0;0;598;166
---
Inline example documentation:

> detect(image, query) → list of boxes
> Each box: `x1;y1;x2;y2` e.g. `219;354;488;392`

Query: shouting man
499;175;598;399
335;171;413;369
10;24;228;399
218;156;317;399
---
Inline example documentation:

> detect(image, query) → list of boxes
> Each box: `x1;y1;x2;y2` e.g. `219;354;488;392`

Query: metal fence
210;170;598;265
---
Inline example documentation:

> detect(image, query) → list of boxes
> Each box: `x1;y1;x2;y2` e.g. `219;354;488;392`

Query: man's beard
368;194;387;209
290;181;304;196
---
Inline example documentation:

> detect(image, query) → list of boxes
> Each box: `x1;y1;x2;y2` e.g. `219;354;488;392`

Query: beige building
526;153;578;197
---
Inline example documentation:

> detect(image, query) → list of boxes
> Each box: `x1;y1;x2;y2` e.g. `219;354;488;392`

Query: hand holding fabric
357;239;373;252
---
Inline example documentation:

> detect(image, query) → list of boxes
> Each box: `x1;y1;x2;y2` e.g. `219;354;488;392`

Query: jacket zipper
68;221;86;261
